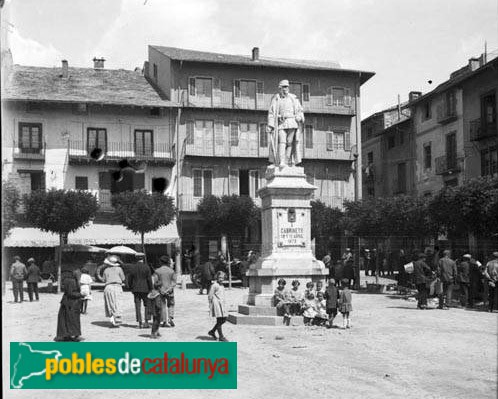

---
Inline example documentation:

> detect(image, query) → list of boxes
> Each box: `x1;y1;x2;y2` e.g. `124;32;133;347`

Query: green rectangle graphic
10;342;237;389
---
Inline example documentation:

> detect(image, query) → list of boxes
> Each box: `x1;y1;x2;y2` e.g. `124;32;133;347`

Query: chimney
61;59;68;78
93;57;105;69
252;47;260;61
468;57;480;71
408;91;422;103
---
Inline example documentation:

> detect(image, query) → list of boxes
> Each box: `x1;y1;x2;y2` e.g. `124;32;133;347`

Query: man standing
10;256;27;303
457;254;471;308
128;253;152;328
26;258;41;302
413;253;432;309
155;255;177;327
198;257;216;295
267;80;305;167
437;250;457;309
484;251;498;312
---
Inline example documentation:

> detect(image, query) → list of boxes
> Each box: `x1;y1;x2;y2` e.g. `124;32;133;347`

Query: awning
3;222;180;247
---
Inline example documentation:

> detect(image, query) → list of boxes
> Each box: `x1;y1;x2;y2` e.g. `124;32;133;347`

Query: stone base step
227;312;304;326
238;304;279;316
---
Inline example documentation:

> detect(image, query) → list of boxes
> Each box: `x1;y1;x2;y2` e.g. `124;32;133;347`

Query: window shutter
344;88;352;107
203;170;213;196
326;132;334;151
305;125;313;149
214;121;224;146
193;169;202;197
134;173;145;190
344;131;351;151
229;169;239;195
234;80;241;98
186;121;194;145
230;122;239;146
189;78;196;97
213;78;221;90
256;81;264;94
259;123;268;147
326;87;333;106
303;84;310;102
75;176;88;190
98;171;111;190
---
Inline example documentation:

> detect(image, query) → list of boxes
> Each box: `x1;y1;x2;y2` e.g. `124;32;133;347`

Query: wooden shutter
230;122;239;146
214;121;224;146
344;131;351;151
256;81;264;94
326;87;333;106
193;169;202;197
259;123;268;147
303;84;310;102
186;121;194;145
249;170;259;198
229;169;239;195
189;78;196;96
344;88;352;107
234;80;241;98
203;170;212;196
305;125;313;149
326;132;334;151
98;171;111;189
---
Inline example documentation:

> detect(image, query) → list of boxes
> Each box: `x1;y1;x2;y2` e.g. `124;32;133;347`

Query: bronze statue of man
267;80;305;167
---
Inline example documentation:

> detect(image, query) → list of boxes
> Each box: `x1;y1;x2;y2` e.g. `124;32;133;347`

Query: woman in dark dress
55;270;83;342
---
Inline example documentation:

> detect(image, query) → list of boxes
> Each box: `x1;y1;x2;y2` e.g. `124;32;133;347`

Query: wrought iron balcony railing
13;141;46;160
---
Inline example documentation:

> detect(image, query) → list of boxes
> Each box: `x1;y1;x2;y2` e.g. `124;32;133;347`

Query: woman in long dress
55;270;83;341
102;255;126;326
208;271;229;341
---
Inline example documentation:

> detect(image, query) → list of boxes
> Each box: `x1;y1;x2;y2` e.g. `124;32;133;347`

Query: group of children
274;278;353;328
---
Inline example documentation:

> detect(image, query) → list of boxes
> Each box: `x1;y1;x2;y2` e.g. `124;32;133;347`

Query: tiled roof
151;46;375;84
2;65;178;107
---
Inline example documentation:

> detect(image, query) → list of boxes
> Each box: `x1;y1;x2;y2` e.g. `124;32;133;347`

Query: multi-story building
145;46;374;256
2;59;180;258
361;93;419;198
410;53;498;195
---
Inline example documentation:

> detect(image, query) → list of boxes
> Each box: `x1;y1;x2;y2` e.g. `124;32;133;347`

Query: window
193;169;212;197
230;122;239;146
446;132;457;169
135;130;153;156
303;84;310;102
87;128;107;154
290;82;302;101
234;80;256;100
75;176;88;190
249;170;259;198
186;121;194;145
256;81;264;95
481;146;498;176
423;143;432;169
26;102;41;113
305;125;313;149
423;101;432;120
153;64;158;81
446;91;456;116
194;120;214;146
482;93;497;126
387;135;396;149
327;87;351;107
259;123;268;148
229;169;239;195
72;103;88;115
190;77;212;98
18;122;42;153
327;131;347;151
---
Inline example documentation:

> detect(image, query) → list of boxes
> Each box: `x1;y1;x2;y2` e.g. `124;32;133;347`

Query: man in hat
437;250;457;309
457;254;471;307
484;251;498;312
26;257;41;302
10;256;27;303
267;79;305;167
413;253;432;309
128;252;152;328
155;255;177;327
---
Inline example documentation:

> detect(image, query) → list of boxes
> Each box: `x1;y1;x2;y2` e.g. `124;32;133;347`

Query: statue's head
278;79;289;95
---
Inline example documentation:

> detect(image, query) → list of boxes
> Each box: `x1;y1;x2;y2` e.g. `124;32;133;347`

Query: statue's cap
278;79;289;87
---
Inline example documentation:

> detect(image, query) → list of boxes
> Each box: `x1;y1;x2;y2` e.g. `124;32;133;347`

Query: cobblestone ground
3;274;497;399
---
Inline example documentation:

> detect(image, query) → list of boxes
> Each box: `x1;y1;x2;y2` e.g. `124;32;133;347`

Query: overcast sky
2;0;497;118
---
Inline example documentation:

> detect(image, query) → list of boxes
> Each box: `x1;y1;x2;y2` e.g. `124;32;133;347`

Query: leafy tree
24;189;99;292
310;200;344;239
112;190;176;255
2;180;21;240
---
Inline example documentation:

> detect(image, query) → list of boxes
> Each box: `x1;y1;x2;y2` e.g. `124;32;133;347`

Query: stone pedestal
228;165;328;325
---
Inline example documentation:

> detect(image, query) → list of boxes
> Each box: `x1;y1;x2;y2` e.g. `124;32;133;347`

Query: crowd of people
273;277;353;328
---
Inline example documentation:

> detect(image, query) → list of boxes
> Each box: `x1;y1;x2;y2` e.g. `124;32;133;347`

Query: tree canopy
310;199;344;239
2;180;21;240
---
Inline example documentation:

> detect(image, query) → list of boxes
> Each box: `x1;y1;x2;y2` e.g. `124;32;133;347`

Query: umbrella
106;246;137;255
62;244;107;253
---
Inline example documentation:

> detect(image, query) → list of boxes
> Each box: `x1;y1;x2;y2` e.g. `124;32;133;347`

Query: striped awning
3;222;180;247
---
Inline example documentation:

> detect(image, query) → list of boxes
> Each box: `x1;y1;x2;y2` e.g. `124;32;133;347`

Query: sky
1;0;497;118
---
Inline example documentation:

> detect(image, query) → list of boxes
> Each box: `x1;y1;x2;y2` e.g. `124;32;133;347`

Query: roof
409;54;498;107
151;46;375;85
2;65;178;108
3;222;180;247
362;101;411;123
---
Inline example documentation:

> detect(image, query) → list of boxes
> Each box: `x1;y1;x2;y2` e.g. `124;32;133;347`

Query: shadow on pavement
195;335;217;341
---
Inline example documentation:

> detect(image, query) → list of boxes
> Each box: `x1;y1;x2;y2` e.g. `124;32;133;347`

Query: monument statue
267;80;304;168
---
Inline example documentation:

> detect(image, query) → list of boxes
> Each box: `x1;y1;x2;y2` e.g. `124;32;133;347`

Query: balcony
303;140;352;161
470;118;498;141
436;105;457;124
435;155;463;175
68;141;175;166
13;141;46;160
179;89;356;115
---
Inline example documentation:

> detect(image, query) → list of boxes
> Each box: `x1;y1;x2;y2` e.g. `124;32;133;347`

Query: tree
310;199;344;239
2;180;21;240
112;190;176;255
24;189;99;292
